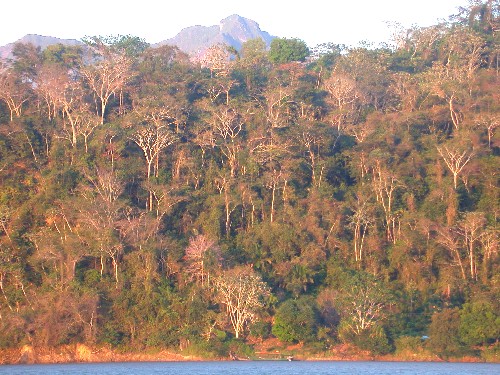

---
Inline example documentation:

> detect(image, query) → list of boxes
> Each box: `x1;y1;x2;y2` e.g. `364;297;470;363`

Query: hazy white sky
1;0;468;47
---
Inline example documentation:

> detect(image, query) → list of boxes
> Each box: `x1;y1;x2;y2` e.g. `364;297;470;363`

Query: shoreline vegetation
0;342;497;365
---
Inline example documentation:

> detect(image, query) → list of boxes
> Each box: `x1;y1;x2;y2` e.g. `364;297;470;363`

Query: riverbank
0;342;496;365
0;344;203;365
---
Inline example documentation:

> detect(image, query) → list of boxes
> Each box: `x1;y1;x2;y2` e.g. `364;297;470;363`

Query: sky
1;0;469;48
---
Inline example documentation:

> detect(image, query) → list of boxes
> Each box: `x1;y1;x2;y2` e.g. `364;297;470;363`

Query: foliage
250;321;272;339
427;308;466;358
459;300;500;346
394;335;424;354
0;2;497;359
82;34;150;56
272;297;319;343
268;38;309;63
341;324;393;355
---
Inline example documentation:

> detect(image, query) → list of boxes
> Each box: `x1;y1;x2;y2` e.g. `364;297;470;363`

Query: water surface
0;360;497;375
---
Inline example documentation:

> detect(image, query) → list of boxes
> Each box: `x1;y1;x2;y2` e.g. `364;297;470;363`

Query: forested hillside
0;1;498;361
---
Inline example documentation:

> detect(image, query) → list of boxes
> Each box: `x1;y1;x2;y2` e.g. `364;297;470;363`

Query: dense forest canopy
0;0;498;360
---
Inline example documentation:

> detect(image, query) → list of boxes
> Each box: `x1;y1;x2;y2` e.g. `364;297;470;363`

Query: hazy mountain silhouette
0;15;275;60
158;15;275;56
0;34;83;60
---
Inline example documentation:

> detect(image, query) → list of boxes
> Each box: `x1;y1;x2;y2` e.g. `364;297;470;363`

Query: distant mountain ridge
0;34;83;60
0;15;275;60
159;15;275;56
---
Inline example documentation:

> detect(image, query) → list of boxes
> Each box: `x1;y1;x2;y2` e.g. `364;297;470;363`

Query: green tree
241;38;267;61
42;44;83;68
11;42;41;81
268;38;309;64
272;296;319;343
238;38;270;91
459;300;500;346
344;325;392;355
82;35;149;57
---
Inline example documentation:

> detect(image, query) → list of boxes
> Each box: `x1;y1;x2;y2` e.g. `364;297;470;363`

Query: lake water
0;361;498;375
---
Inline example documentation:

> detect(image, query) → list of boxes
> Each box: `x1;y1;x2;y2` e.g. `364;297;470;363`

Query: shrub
459;301;500;346
272;297;319;343
395;335;424;354
357;326;392;355
250;321;272;339
427;308;465;358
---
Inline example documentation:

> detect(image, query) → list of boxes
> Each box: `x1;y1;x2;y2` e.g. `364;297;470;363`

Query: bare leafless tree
214;267;269;339
437;144;474;189
211;106;244;178
130;124;177;211
0;68;29;121
81;53;132;124
348;194;374;263
456;212;486;281
201;44;231;78
183;234;220;286
323;72;361;134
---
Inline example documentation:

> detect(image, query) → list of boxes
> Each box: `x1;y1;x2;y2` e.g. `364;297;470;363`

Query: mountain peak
220;14;252;27
221;14;245;23
160;15;275;56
